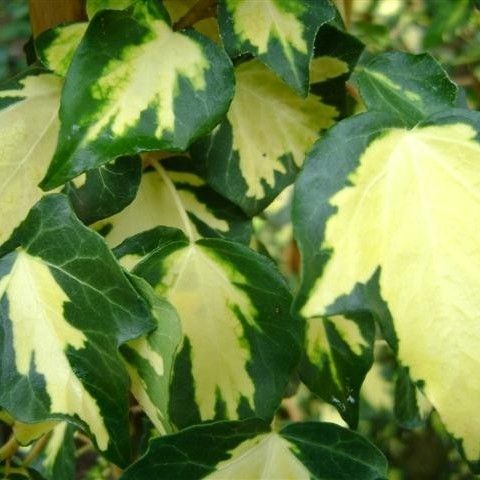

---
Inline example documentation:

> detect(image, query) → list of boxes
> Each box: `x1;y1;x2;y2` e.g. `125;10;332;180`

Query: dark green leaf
63;155;142;225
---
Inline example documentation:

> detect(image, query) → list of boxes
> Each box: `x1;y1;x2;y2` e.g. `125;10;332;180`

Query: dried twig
173;0;217;31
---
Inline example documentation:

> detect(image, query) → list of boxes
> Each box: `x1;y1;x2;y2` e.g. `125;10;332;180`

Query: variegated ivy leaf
0;70;61;246
120;274;182;435
121;419;388;479
218;0;335;95
40;0;235;190
64;155;142;225
35;22;87;76
352;51;457;127
95;158;251;248
193;58;343;216
115;228;301;428
301;313;375;428
294;109;480;468
0;194;154;466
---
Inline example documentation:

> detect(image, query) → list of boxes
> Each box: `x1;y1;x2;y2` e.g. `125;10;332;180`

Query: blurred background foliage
346;0;480;109
0;0;479;479
0;0;29;80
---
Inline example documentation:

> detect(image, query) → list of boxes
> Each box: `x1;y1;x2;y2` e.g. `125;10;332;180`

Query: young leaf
117;229;301;428
0;194;154;466
301;313;375;428
95;158;251;246
35;22;87;76
40;0;235;190
218;0;335;95
120;274;182;435
192;58;343;216
0;70;61;246
294;109;480;467
64;155;142;225
121;419;388;479
352;52;457;126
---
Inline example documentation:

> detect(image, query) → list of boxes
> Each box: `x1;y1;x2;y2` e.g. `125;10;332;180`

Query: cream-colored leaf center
0;74;61;245
157;244;256;420
303;123;480;460
229;60;337;199
206;433;309;479
43;23;87;76
98;166;229;248
86;19;208;140
0;251;109;450
228;0;307;57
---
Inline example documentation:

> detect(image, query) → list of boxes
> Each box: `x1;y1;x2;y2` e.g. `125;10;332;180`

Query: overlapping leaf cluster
0;0;478;478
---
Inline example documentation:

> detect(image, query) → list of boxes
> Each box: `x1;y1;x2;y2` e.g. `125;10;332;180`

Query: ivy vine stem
22;432;51;467
173;0;217;31
0;434;18;462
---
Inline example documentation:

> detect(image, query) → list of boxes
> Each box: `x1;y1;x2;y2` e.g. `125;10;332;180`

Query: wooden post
28;0;86;37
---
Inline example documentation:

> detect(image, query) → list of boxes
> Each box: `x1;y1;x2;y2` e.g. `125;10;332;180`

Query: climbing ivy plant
0;0;479;478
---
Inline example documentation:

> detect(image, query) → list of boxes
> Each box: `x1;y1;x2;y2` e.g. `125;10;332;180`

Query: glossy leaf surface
0;195;154;465
294;110;480;466
218;0;335;95
41;0;234;189
121;419;388;479
117;229;301;428
0;70;61;246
